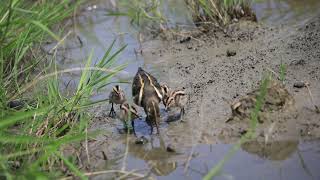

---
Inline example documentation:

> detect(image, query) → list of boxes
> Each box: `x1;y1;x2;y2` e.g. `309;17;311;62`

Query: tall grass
185;0;256;25
107;0;167;32
107;0;256;35
0;0;127;179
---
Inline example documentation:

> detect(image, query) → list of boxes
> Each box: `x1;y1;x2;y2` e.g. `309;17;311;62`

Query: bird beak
164;107;168;112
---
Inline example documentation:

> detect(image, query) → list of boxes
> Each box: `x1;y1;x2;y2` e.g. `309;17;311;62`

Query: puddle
92;138;320;179
47;0;320;179
50;0;320;99
253;0;320;26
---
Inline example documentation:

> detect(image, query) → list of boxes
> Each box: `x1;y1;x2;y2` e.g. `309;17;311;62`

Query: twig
266;67;281;80
185;89;203;174
131;169;153;180
116;169;140;180
49;30;72;54
9;67;129;100
305;83;320;113
29;102;39;134
208;0;225;24
265;122;276;145
184;144;196;173
169;30;205;44
85;126;90;164
59;169;152;180
121;123;131;171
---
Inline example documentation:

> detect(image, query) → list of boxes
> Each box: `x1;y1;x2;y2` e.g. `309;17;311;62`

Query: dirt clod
293;81;307;88
135;136;148;145
229;79;294;122
180;36;191;43
166;144;176;152
227;49;237;56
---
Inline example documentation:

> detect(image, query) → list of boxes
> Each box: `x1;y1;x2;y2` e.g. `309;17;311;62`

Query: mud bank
144;15;320;144
78;14;320;177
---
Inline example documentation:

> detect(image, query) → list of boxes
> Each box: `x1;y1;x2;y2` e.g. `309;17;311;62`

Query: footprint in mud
241;140;299;161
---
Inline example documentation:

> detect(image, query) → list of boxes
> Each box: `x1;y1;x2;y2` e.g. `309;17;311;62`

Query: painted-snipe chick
119;102;139;133
108;85;126;117
132;67;162;134
164;89;187;119
161;84;170;106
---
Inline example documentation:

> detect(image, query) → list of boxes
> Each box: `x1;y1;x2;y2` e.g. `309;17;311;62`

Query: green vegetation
0;0;126;179
185;0;256;25
107;0;167;32
107;0;256;34
279;63;286;83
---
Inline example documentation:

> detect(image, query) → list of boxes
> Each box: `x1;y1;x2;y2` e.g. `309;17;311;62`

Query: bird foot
108;110;116;118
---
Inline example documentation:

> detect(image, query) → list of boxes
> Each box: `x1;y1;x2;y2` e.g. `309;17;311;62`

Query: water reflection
53;0;320;101
128;135;178;176
241;140;299;160
253;0;320;26
53;1;320;179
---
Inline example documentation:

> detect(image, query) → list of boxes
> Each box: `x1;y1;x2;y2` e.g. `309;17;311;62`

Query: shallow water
93;138;320;179
55;0;320;98
253;0;320;26
53;0;320;179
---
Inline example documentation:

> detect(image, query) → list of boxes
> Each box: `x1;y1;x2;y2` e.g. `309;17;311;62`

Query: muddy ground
145;15;320;142
75;14;320;172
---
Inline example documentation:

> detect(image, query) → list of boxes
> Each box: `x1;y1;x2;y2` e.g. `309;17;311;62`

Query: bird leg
131;120;136;136
109;103;116;117
150;125;153;135
180;107;185;121
155;122;160;134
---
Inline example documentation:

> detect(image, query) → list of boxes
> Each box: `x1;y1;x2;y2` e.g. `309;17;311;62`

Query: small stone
239;129;247;135
187;45;193;49
232;18;239;23
226;49;236;57
166;144;176;152
7;100;25;110
135;136;148;145
101;151;108;160
293;82;306;88
293;59;306;66
179;36;191;43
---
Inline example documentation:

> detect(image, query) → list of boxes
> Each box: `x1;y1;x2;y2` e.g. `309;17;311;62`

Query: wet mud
74;11;320;179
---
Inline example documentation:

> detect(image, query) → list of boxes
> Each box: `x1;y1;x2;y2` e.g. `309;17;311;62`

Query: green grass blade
30;20;60;41
203;76;270;180
55;152;87;180
0;107;48;129
0;134;52;144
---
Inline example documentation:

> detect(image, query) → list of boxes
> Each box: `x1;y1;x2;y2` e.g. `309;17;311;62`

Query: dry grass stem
10;67;129;100
305;83;320;113
85;126;90;164
60;169;152;180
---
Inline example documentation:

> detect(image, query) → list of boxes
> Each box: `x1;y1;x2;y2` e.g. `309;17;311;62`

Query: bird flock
108;67;187;135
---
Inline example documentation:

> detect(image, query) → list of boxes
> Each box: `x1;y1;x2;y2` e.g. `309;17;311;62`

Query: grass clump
107;0;167;32
185;0;256;25
0;0;127;179
106;0;257;38
203;75;271;179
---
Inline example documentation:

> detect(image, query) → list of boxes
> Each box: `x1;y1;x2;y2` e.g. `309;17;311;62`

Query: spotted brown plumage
119;102;140;134
108;85;126;117
164;89;187;119
132;67;162;134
